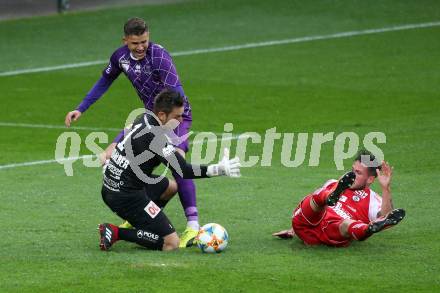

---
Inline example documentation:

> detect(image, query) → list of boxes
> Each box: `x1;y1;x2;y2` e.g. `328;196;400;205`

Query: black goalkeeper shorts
101;176;175;237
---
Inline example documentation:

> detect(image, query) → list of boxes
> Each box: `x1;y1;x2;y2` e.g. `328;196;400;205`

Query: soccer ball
195;223;229;253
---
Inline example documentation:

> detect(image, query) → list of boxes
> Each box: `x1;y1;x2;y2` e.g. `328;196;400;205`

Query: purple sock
173;172;198;222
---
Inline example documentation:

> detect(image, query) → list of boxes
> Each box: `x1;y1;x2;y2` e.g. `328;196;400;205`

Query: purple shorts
172;118;191;153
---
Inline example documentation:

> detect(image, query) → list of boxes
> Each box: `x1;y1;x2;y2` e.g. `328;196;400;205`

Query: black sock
119;228;164;250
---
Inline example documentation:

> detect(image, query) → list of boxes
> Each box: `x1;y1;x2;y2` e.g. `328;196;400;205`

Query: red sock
311;183;337;207
311;190;331;207
301;196;326;225
348;221;370;241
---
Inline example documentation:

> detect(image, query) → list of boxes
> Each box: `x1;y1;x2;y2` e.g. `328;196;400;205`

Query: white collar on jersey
130;52;141;61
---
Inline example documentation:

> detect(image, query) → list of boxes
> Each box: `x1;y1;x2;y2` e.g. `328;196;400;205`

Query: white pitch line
0;121;246;137
0;155;94;170
1;21;439;77
2;20;438;169
0;134;250;170
0;121;121;132
0;60;106;77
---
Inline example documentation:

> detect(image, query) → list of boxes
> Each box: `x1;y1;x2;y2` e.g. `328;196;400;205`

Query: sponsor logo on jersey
162;145;175;158
144;63;151;74
354;190;368;199
105;63;112;74
331;203;352;219
352;195;360;202
134;64;141;75
120;58;130;72
107;163;123;177
103;175;120;191
110;151;130;169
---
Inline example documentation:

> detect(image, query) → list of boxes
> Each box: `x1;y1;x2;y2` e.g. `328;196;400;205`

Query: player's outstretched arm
65;110;82;127
376;161;394;217
206;148;241;178
272;228;295;239
65;74;116;127
163;148;240;179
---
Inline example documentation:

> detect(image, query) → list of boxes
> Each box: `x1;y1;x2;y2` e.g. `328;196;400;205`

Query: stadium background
0;0;439;292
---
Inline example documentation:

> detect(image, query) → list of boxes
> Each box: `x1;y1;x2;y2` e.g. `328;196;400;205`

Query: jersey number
117;123;142;151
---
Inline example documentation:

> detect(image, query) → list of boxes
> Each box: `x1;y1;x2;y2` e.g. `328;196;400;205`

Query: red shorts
291;195;351;247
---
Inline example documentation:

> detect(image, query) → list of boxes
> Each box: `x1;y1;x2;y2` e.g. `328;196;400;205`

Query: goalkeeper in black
99;89;240;251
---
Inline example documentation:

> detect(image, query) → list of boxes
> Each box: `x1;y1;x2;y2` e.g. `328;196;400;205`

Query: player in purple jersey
65;17;200;247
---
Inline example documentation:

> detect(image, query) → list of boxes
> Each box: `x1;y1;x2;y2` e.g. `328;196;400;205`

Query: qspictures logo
54;108;385;178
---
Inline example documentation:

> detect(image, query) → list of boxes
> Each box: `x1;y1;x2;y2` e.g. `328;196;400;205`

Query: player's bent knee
168;179;178;195
162;232;179;251
339;219;355;238
161;180;178;201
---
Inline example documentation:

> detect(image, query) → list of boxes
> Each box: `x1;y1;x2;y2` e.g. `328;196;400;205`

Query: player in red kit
273;150;405;247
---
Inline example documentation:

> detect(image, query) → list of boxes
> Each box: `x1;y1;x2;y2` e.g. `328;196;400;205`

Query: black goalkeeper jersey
103;113;208;192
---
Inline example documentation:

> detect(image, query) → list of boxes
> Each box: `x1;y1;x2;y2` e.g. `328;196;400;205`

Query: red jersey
291;180;383;246
315;180;382;224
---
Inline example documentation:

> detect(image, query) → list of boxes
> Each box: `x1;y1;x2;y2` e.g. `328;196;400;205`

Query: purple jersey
77;42;192;120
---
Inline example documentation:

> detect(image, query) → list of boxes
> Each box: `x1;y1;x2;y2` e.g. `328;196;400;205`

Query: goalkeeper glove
207;148;241;177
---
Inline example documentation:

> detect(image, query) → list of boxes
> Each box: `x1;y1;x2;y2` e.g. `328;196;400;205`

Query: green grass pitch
1;0;440;292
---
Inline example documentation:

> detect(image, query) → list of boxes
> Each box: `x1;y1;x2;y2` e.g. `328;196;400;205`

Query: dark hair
354;149;381;177
124;17;148;36
153;89;184;114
